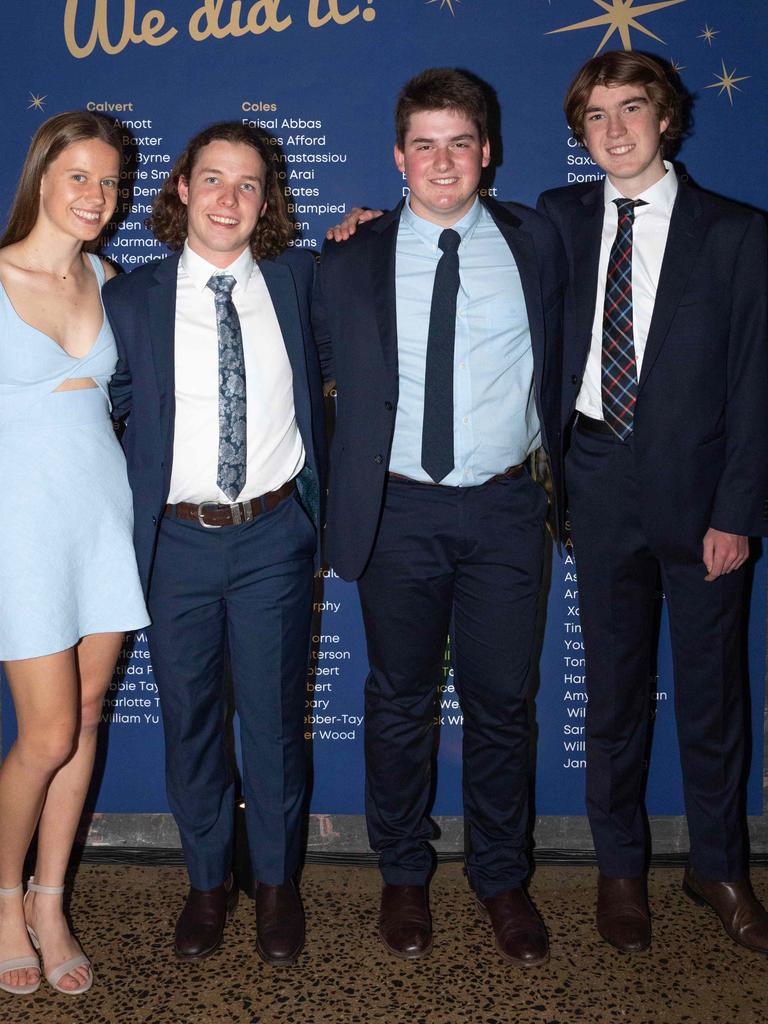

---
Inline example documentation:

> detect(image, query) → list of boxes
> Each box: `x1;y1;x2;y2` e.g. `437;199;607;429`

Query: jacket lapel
484;198;546;396
572;185;604;374
638;182;704;391
147;253;180;458
260;258;312;446
368;202;403;383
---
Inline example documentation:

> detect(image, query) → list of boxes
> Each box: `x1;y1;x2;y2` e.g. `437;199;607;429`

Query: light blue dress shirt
389;197;540;486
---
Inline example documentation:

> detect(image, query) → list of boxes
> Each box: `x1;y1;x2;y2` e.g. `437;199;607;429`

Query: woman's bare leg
0;647;79;991
24;631;124;991
1;632;123;991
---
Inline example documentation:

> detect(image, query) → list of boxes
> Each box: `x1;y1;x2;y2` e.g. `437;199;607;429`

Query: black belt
576;414;619;437
388;464;525;486
165;480;295;529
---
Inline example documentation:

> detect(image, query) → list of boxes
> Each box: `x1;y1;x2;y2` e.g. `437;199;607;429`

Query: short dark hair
564;51;684;153
395;67;489;149
148;121;294;259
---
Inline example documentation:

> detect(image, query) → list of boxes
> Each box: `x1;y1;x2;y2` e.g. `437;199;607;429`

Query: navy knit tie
421;228;461;482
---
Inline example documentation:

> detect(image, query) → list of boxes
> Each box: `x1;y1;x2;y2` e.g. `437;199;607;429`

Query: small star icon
426;0;460;13
670;59;686;73
705;59;749;106
698;24;718;46
28;92;47;111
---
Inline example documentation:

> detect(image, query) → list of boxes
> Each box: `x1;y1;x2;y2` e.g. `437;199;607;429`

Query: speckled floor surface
3;863;766;1024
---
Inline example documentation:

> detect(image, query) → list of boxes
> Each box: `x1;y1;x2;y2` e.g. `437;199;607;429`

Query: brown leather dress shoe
379;884;433;959
477;888;549;966
174;876;238;960
683;866;768;955
596;874;651;953
255;880;305;965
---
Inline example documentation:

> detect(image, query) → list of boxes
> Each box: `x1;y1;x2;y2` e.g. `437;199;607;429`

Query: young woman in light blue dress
0;112;149;997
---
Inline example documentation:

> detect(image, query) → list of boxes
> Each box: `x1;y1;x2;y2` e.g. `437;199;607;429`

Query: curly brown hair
148;122;294;259
1;110;122;251
564;51;684;154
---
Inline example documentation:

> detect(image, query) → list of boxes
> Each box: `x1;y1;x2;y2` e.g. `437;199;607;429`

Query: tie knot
614;198;644;223
438;228;461;255
207;273;236;296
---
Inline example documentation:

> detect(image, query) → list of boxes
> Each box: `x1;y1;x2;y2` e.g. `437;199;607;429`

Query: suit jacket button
374;454;383;464
571;374;579;385
384;401;393;411
151;515;157;524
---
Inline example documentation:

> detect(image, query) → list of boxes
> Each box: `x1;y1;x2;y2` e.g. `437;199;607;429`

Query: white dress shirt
167;243;305;504
576;162;678;420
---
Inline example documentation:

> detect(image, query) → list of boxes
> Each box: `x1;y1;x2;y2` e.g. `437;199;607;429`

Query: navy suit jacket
313;197;567;581
538;178;768;545
103;248;327;595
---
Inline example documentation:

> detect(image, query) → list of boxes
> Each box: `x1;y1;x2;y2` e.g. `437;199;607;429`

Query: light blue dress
0;254;149;660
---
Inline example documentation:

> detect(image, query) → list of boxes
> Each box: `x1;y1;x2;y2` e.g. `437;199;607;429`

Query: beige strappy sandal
0;883;41;995
24;879;93;995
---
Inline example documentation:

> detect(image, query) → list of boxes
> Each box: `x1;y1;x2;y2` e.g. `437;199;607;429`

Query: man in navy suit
538;51;768;954
103;123;325;965
314;68;565;965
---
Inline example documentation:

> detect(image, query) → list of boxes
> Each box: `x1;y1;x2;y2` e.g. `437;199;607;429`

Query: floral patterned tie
207;274;247;501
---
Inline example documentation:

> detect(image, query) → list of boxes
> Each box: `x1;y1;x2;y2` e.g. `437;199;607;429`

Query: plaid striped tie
601;198;644;439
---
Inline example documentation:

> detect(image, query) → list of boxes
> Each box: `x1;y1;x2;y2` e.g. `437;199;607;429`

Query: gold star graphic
547;0;687;55
670;59;685;72
698;24;718;46
705;59;749;106
28;92;47;111
426;0;460;14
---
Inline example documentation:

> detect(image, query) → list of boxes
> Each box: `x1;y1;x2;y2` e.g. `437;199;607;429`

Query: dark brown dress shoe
477;888;549;966
596;874;651;953
255;880;305;965
379;884;433;959
174;876;238;960
683;867;768;955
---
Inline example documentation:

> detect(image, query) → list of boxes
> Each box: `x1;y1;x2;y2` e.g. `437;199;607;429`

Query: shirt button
459;362;466;370
463;416;469;424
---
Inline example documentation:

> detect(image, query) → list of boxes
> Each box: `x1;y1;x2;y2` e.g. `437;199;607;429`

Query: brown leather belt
577;414;617;436
388;464;524;486
165;480;295;529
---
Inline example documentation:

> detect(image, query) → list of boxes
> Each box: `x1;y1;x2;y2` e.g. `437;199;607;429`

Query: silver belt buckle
197;501;223;529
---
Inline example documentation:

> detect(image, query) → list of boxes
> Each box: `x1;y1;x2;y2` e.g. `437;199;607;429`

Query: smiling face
582;82;669;197
394;107;490;227
38;138;120;242
178;139;268;267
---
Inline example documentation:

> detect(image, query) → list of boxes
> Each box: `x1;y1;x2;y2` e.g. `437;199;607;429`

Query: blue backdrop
1;0;765;823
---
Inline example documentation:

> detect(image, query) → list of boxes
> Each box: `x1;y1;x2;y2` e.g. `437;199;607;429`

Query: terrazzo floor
3;863;767;1024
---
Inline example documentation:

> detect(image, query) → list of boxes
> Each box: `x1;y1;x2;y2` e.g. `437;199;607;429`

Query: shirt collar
603;160;678;215
401;194;483;252
179;241;255;293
